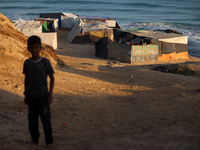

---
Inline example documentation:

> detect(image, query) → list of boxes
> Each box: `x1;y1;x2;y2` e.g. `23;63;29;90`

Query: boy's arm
48;73;54;104
24;75;28;105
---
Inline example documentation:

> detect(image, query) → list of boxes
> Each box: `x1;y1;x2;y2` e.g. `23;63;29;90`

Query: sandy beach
1;14;200;150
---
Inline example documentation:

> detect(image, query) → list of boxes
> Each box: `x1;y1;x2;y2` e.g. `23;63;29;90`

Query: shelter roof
131;31;186;39
40;12;78;18
62;13;78;17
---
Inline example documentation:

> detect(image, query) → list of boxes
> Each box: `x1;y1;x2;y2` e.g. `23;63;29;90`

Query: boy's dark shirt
23;57;54;97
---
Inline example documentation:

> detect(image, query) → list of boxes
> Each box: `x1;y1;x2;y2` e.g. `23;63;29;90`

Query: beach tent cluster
13;12;188;63
101;29;188;63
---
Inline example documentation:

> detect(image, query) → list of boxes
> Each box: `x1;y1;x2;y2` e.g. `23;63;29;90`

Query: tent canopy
131;31;188;44
62;13;78;18
14;21;42;33
82;21;108;32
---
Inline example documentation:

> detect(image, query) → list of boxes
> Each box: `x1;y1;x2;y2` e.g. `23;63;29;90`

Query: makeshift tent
14;21;57;50
40;12;78;28
110;29;188;61
66;19;111;44
131;31;188;60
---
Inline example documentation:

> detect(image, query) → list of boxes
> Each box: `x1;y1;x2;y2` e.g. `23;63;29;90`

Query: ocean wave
121;22;199;31
120;22;200;40
7;13;39;21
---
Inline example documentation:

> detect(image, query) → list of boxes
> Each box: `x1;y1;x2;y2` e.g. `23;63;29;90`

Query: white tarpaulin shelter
66;19;82;43
14;21;58;50
14;21;42;33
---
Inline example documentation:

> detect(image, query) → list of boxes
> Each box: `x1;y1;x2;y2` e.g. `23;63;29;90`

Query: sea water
1;0;200;57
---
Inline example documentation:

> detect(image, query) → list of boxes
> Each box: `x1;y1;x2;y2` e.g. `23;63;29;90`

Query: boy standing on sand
23;36;54;145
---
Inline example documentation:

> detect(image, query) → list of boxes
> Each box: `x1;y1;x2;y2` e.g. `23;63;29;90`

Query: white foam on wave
120;22;200;41
9;14;38;21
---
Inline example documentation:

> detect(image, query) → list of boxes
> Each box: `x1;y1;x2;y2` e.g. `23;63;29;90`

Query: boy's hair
28;36;42;47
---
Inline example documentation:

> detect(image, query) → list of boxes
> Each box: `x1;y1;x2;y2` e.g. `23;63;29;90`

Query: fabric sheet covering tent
66;19;82;43
107;41;159;63
14;20;58;50
40;12;78;28
14;21;42;33
66;19;111;44
77;15;120;28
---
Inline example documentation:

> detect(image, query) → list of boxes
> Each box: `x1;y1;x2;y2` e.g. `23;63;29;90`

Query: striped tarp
108;41;158;63
108;42;131;63
131;44;159;63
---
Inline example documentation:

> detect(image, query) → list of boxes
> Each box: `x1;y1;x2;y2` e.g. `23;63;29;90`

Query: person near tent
23;36;54;146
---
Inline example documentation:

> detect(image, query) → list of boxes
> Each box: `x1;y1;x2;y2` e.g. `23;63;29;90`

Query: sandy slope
1;21;200;149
